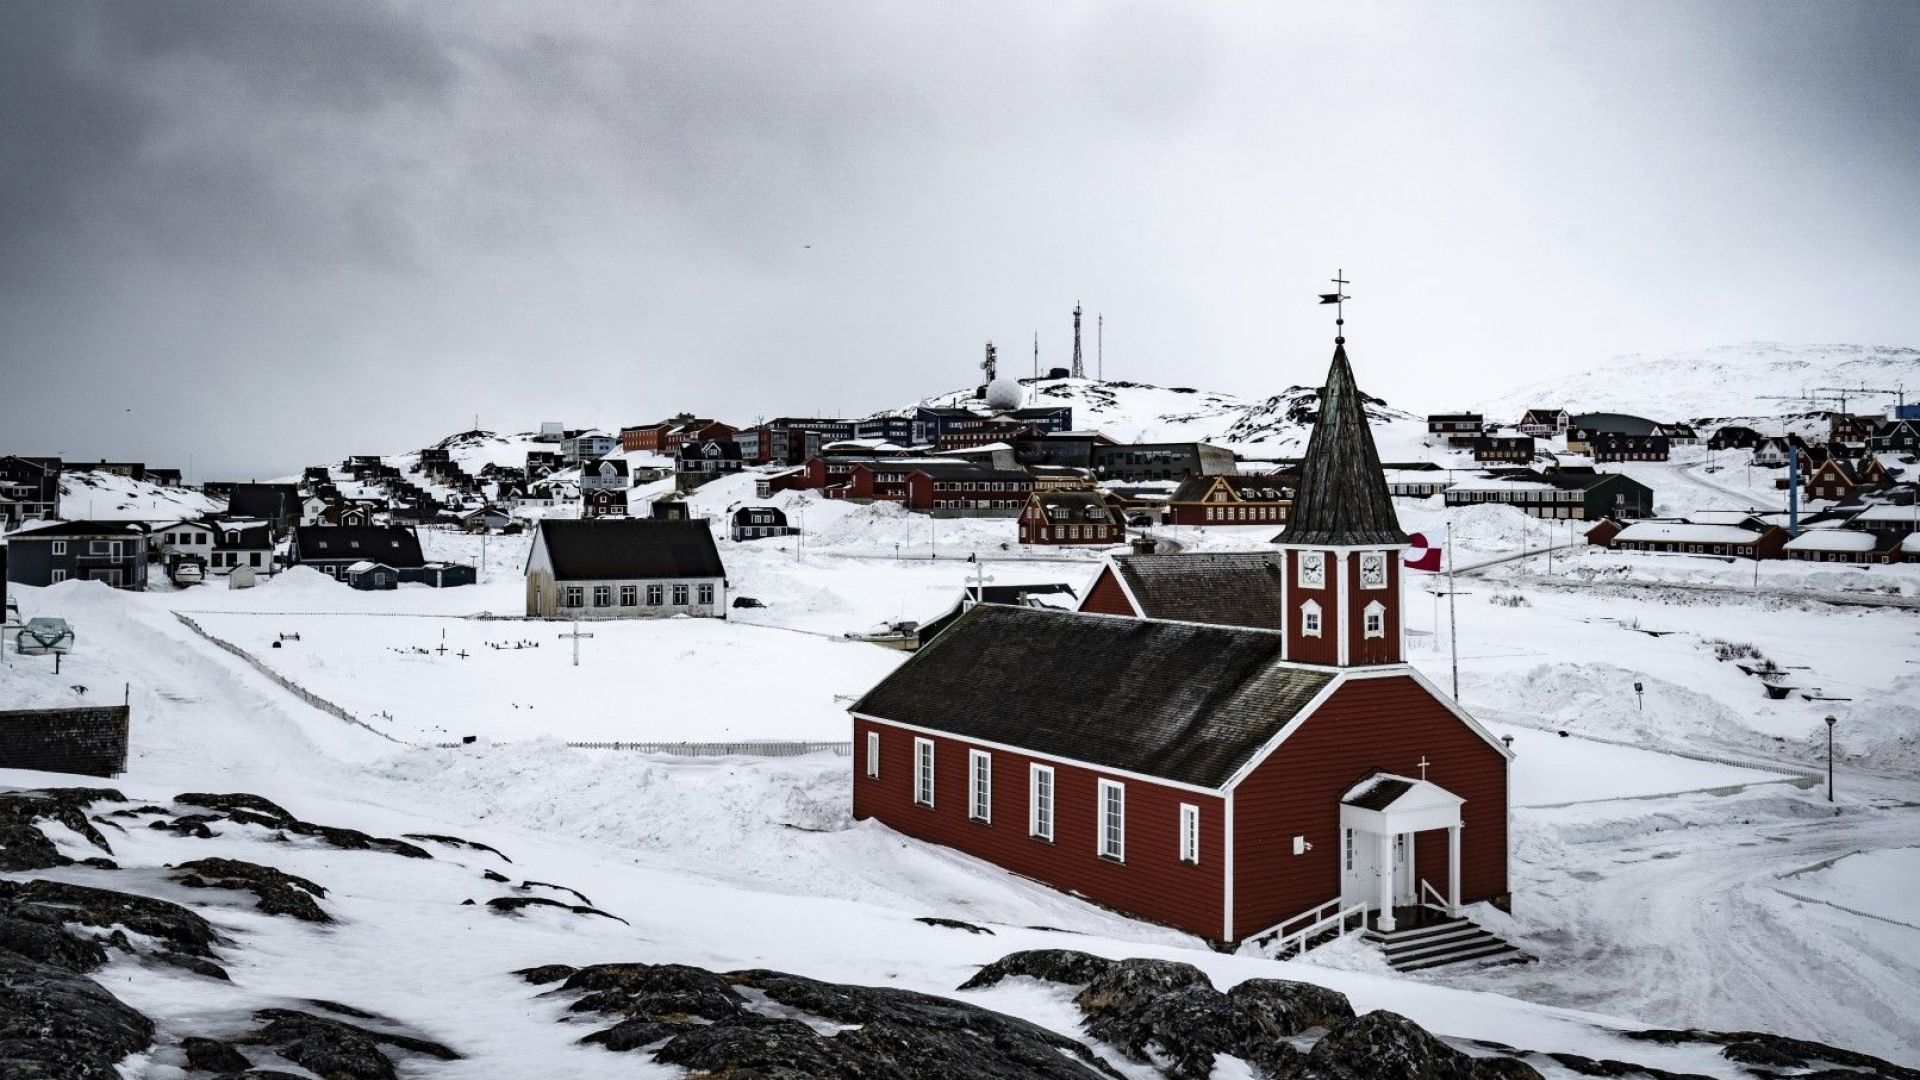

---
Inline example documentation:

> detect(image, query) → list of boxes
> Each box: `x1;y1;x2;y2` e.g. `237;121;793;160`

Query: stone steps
1365;915;1530;973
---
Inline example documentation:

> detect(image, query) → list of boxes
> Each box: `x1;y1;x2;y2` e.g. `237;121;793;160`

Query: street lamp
1825;715;1838;803
1633;681;1644;712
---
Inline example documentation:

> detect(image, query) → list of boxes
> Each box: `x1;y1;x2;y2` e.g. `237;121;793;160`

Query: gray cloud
2;1;1917;478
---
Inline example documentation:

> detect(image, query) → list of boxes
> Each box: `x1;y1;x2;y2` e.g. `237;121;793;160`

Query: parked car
16;617;75;655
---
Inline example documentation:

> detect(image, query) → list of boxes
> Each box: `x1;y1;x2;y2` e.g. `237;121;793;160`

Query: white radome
984;376;1024;411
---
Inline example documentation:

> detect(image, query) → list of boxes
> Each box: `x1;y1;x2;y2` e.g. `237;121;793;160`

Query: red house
1019;490;1123;545
851;341;1514;951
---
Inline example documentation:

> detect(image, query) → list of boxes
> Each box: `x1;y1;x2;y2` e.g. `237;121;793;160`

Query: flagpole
1446;520;1460;700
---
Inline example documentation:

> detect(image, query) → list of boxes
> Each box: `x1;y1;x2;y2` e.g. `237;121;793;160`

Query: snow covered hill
915;376;1434;461
58;470;222;523
1475;342;1918;425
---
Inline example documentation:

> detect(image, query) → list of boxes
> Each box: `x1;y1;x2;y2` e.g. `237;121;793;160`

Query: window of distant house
594;586;611;607
1179;803;1200;864
1098;779;1125;861
620;585;637;606
968;750;992;823
866;731;880;778
51;540;66;555
564;587;583;607
914;738;935;807
672;584;689;605
51;570;67;583
647;584;663;606
1030;764;1054;841
698;584;715;605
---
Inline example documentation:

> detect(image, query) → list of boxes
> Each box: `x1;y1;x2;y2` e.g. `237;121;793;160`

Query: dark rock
519;879;594;906
210;1072;311;1079
170;858;330;923
0;822;70;871
1073;958;1212;1051
174;792;296;823
404;832;512;862
1623;1027;1919;1079
515;964;578;985
309;1000;381;1019
581;1016;703;1051
245;1008;459;1080
957;948;1117;990
183;1035;252;1072
483;869;509;883
1723;1039;1806;1067
1122;983;1271;1080
0;787;122;855
1296;1010;1481;1080
651;1012;854;1076
487;895;627;924
286;821;432;859
154;815;219;838
0;951;154;1080
77;857;118;870
916;916;994;934
0;909;110;972
736;969;1122;1079
106;805;171;818
0;878;221;957
559;963;744;1022
1228;977;1357;1036
1471;1057;1549;1080
153;951;231;981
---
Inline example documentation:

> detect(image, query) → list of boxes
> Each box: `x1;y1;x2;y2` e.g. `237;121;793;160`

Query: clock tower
1272;339;1409;666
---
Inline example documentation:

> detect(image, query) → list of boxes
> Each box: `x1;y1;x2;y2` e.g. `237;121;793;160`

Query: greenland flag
1404;532;1442;572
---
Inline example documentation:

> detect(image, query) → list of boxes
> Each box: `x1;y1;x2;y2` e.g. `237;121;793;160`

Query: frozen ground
4;442;1917;1071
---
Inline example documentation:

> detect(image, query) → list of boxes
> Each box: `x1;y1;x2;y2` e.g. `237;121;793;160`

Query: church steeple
1274;336;1408;667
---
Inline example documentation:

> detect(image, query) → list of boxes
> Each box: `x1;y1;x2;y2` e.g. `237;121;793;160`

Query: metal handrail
1251;898;1370;959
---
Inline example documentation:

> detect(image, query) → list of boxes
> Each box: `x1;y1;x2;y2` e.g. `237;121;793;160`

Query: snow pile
54;470;221;523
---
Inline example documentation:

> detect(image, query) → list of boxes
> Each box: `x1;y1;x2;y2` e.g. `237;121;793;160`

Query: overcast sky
4;1;1917;478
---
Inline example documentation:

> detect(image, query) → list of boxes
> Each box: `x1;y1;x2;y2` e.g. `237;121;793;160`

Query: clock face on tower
1360;552;1387;588
1299;551;1326;588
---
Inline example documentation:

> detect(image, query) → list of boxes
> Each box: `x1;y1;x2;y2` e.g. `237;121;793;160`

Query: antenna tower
1071;303;1084;378
1097;313;1104;381
981;341;997;383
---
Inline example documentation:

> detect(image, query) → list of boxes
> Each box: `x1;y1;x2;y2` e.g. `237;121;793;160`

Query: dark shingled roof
1109;552;1287;631
1273;343;1407;547
536;518;725;581
852;606;1334;789
293;525;425;567
1343;776;1413;811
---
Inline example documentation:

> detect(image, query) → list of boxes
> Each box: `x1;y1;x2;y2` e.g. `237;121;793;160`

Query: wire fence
529;739;851;757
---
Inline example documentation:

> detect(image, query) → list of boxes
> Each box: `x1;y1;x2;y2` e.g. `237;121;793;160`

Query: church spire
1274;340;1407;548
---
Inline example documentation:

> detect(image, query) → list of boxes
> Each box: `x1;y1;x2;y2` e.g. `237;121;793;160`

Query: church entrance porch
1339;773;1464;933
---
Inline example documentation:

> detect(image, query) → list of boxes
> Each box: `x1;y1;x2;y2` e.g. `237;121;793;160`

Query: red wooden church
850;340;1514;950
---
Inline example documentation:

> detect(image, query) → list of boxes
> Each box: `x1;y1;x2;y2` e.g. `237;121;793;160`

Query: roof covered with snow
1614;522;1767;545
1784;530;1878;552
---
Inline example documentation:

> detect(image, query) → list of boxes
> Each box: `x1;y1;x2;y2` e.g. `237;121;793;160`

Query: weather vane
1318;269;1350;344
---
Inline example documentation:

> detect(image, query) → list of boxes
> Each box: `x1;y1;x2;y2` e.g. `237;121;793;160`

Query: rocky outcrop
169;792;432;859
238;1007;459;1080
1624;1028;1920;1080
1295;1010;1541;1080
0;787;123;870
536;961;1121;1079
1228;977;1358;1037
486;895;627;923
957;948;1118;990
0;951;154;1080
182;1034;252;1072
916;916;994;934
0;878;221;958
171;857;331;924
404;832;511;861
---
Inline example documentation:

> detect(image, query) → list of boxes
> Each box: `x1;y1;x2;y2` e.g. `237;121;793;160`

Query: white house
524;518;728;619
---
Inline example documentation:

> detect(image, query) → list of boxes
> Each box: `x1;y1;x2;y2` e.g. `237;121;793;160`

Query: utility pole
1097;313;1104;381
1825;715;1838;802
1070;303;1084;379
1446;522;1461;698
1032;332;1039;379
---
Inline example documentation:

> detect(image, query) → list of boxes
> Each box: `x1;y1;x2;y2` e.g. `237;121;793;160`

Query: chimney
1129;536;1159;555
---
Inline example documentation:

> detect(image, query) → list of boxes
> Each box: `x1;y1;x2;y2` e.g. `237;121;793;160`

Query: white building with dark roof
524;518;727;619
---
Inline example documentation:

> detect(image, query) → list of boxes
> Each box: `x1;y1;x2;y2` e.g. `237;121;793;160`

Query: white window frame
913;737;935;807
865;731;880;778
51;540;67;556
1301;599;1323;637
1097;778;1125;862
51;569;68;584
968;749;991;822
1359;551;1388;589
1029;764;1054;841
647;583;663;606
1179;803;1200;864
1343;828;1355;871
1363;600;1386;639
1297;550;1325;588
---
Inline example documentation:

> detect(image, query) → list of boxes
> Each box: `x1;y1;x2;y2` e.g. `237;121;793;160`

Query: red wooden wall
1346;555;1402;666
1078;567;1138;617
853;717;1228;941
1228;674;1508;938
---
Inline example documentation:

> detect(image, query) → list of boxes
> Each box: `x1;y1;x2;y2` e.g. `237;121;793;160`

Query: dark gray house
228;483;304;533
1091;442;1238;482
4;520;150;590
731;506;797;541
289;525;425;580
0;456;62;526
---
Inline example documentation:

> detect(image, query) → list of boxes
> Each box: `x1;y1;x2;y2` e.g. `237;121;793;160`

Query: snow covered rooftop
1685;511;1766;526
1614;522;1766;545
1847;503;1920;523
1784;531;1878;552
